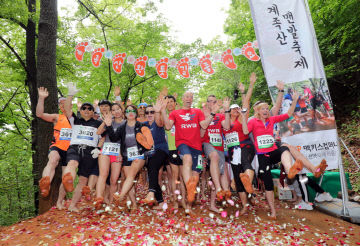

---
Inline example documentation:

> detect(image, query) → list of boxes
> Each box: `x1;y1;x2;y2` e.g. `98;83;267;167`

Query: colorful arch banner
74;41;260;79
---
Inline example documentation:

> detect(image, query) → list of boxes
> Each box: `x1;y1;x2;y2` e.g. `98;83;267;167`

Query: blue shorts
177;144;203;173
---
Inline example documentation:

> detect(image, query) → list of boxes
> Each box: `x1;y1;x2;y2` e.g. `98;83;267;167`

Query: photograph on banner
269;78;335;138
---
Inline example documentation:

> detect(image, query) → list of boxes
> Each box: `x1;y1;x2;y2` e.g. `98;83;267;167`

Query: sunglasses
139;106;146;109
81;106;94;111
125;109;137;113
145;110;155;115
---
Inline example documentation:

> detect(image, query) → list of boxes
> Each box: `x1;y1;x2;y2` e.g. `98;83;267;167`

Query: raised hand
238;82;245;94
93;99;99;108
249;72;257;85
77;101;82;110
154;98;162;112
159;86;168;99
67;82;79;96
222;97;231;111
114;86;121;97
104;111;113;126
276;80;285;91
38;87;49;99
292;91;299;102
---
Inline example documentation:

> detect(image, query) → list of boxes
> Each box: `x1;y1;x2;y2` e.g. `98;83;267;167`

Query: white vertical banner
249;0;340;171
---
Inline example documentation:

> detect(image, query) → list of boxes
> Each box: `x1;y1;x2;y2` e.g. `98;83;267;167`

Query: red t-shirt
223;119;249;148
247;114;289;153
201;113;225;151
169;108;205;151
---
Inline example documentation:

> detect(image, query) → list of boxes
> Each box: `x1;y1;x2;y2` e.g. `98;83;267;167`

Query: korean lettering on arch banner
248;0;340;171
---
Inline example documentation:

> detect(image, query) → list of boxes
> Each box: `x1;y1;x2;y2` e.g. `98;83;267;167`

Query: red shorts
100;149;122;164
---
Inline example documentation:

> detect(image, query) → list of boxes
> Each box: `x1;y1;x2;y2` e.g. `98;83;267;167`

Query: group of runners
36;73;331;219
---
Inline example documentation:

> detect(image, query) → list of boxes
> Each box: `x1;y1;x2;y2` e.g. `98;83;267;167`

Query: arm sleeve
169;111;175;122
271;113;289;124
247;118;255;133
107;125;121;142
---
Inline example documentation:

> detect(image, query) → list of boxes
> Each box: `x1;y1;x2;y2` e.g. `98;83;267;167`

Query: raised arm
36;87;58;123
160;98;174;130
64;82;78;119
114;86;123;105
287;91;299;117
199;102;219;130
271;80;285;116
243;72;257;109
153;97;164;127
97;111;112;135
221;97;231;130
240;109;250;135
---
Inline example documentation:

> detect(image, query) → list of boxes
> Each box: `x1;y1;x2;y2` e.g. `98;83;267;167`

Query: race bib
257;135;275;149
196;155;203;170
70;125;99;147
170;125;175;136
127;146;144;161
225;132;240;148
209;133;222;147
102;142;120;156
59;128;72;140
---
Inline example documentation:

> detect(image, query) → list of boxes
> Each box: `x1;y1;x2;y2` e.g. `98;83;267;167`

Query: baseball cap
230;104;240;109
80;102;94;110
138;102;148;107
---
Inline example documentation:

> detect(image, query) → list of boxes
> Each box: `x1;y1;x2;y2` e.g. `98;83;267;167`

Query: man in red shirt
201;95;231;208
161;91;215;210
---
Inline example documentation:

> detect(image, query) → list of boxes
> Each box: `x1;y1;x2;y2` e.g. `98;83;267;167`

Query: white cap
230;104;240;109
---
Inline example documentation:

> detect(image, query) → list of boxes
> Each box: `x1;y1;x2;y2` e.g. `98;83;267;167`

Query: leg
170;163;180;208
68;176;88;212
62;160;79;192
40;150;61;197
56;166;67;210
118;159;145;200
95;155;110;200
109;161;121;203
208;151;222;193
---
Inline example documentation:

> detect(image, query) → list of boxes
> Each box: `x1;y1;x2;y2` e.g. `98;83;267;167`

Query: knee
209;152;219;163
182;155;192;164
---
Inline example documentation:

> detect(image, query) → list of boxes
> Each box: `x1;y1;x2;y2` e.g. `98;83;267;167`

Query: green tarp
271;169;352;202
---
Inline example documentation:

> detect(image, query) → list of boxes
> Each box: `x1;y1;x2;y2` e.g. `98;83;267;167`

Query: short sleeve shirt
201;113;225;151
169;108;205;151
247;114;289;153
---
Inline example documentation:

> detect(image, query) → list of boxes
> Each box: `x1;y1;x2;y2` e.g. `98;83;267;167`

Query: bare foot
209;206;220;214
39;176;51;197
240;206;248;215
68;205;80;213
56;200;65;210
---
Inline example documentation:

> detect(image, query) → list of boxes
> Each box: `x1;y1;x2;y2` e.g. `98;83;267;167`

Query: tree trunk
34;0;59;214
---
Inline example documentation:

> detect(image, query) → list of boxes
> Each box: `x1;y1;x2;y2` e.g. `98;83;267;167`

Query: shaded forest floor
1;183;360;245
337;113;360;194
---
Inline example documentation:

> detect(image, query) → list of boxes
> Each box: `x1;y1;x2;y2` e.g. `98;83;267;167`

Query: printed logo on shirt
209;116;221;126
179;113;196;122
181;123;197;129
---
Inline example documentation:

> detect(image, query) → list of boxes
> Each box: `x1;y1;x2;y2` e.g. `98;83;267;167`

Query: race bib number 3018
257;135;275;149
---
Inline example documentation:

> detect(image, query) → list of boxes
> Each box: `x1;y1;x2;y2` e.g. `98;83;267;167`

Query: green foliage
308;0;360;117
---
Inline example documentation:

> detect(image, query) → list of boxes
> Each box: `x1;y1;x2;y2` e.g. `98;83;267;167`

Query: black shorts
294;107;301;112
66;145;99;178
168;150;182;165
49;146;67;166
228;143;255;171
257;146;289;173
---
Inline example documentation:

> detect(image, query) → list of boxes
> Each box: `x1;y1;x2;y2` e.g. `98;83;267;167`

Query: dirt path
1;188;360;245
